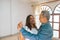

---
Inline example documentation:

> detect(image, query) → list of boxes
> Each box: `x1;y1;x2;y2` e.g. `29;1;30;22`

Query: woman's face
39;13;47;23
30;16;35;25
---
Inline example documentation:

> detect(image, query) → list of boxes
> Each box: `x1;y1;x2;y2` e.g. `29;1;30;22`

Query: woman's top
20;26;38;40
23;26;38;34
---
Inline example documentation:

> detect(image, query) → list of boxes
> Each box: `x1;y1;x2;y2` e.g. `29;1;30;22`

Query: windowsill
52;37;60;40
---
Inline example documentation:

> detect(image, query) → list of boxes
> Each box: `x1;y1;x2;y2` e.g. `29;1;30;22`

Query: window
53;4;60;38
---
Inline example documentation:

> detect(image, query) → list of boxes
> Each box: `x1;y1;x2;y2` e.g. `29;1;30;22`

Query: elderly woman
18;10;53;40
37;10;53;40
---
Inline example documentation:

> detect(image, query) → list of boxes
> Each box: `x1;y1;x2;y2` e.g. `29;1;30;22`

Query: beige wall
32;1;60;14
41;1;60;12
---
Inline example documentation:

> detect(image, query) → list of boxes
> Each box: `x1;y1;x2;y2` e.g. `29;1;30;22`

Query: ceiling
31;0;58;2
20;0;58;3
20;0;59;5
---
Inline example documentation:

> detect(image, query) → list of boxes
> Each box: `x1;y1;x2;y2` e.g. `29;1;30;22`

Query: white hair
41;10;50;20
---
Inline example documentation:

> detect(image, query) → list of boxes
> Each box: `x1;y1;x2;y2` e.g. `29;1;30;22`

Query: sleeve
20;28;35;38
20;28;38;40
31;28;38;34
23;26;38;35
20;28;32;36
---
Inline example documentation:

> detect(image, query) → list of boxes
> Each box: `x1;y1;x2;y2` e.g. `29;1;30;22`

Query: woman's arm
17;22;25;40
19;32;25;40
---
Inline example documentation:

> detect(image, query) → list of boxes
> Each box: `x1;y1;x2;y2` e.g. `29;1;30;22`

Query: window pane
35;16;39;21
35;16;41;29
50;23;52;27
54;7;60;13
49;15;52;22
53;31;59;38
36;21;41;29
54;4;60;13
54;15;59;22
53;23;59;30
41;6;52;14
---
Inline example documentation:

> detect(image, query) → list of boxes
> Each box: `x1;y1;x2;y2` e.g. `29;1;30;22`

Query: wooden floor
0;34;19;40
0;34;60;40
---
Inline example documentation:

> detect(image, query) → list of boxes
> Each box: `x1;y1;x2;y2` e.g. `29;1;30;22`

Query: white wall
0;0;11;37
11;0;32;34
0;0;32;37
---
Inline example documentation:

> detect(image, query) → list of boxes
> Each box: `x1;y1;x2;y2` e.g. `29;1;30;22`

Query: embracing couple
17;10;53;40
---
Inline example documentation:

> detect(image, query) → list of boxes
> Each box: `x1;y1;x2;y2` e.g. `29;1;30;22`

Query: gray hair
41;10;50;20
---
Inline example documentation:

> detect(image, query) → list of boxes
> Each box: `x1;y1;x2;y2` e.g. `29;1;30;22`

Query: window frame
53;4;60;38
51;13;60;38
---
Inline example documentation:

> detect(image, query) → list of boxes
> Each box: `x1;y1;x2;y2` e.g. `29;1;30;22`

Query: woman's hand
17;22;23;31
